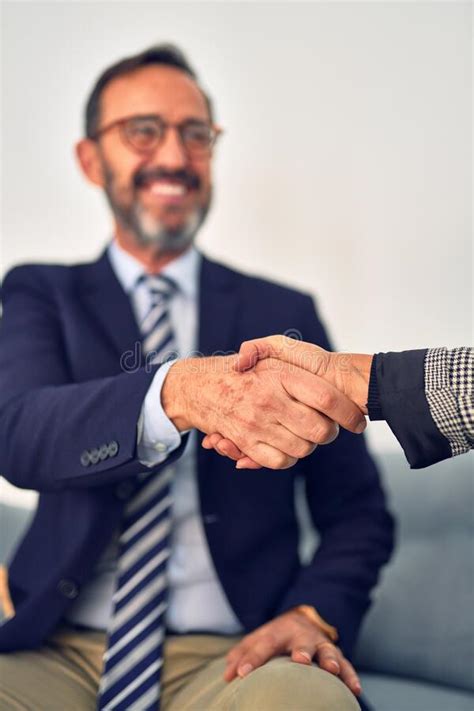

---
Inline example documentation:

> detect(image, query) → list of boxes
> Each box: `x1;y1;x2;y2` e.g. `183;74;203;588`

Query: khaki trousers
0;625;360;710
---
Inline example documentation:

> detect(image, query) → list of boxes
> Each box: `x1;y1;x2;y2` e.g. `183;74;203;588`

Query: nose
153;125;188;170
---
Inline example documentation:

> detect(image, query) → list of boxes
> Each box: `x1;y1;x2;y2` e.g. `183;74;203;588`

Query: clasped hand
197;335;372;469
162;341;368;470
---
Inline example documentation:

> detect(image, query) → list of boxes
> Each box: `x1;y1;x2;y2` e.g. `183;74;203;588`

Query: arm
0;267;363;491
0;266;186;491
369;347;474;468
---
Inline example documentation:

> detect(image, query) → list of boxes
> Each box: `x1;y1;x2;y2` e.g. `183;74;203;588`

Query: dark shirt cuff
367;354;383;420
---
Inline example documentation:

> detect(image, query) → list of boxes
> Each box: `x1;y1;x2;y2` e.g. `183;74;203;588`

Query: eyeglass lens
123;116;214;153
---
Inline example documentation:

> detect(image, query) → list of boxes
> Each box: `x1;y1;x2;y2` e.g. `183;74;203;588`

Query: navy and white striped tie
98;274;178;711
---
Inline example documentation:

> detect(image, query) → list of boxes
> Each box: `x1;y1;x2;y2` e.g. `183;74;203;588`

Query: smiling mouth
149;181;187;197
140;179;191;202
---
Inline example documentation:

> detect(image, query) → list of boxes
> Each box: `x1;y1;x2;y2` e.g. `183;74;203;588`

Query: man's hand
224;608;362;697
201;336;372;468
162;353;367;470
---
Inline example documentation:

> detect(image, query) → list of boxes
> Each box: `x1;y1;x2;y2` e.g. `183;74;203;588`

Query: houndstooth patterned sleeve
425;347;474;457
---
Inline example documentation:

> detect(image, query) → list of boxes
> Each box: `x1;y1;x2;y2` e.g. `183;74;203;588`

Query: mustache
133;168;201;191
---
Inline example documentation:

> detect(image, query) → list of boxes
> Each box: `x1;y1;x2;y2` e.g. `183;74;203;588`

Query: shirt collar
107;239;200;300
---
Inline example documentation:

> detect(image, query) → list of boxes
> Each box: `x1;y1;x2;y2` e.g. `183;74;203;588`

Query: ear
75;138;105;187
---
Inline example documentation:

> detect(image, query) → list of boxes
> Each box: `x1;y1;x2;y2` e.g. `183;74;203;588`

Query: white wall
1;1;472;507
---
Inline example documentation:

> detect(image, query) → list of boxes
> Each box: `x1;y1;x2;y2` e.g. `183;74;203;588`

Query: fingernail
238;663;253;677
354;682;362;694
235;461;244;469
298;651;312;663
355;420;367;434
327;660;340;673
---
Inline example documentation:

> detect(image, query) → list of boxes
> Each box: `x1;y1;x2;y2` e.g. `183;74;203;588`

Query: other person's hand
162;353;366;470
223;608;362;698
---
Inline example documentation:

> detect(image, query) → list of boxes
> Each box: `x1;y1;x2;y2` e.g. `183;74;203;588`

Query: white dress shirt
66;240;242;634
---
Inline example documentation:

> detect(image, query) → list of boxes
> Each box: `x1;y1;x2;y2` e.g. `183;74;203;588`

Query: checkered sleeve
425;347;474;457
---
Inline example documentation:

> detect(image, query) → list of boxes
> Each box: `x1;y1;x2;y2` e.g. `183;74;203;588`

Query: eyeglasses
91;114;221;156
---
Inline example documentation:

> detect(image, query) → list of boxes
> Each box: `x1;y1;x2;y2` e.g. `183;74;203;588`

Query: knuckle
301;440;316;457
261;632;278;650
267;451;293;469
290;439;313;459
317;421;338;444
346;409;365;433
271;451;289;469
315;387;336;411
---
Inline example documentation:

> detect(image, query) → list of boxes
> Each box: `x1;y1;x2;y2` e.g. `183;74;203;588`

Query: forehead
99;65;209;126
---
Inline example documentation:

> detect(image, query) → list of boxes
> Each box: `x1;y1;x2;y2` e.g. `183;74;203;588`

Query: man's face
94;65;213;253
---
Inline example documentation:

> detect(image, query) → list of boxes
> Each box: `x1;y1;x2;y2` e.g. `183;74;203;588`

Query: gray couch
1;450;473;710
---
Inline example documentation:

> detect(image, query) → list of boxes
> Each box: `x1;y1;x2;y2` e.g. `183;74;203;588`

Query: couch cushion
354;451;474;692
359;672;474;711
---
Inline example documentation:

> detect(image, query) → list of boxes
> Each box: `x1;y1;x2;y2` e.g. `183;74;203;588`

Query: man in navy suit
0;45;393;710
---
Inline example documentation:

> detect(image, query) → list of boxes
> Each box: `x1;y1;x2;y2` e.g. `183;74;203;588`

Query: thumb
235;336;285;372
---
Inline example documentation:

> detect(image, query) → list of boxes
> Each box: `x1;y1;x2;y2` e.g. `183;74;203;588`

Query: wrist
345;354;373;414
161;358;195;432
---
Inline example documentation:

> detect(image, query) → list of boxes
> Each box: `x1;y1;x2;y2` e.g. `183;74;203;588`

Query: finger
236;335;328;373
242;441;299;470
281;369;366;434
235;456;262;469
224;656;241;682
278;399;339;445
338;657;362;696
202;433;224;449
224;637;260;682
291;646;314;665
216;439;244;461
249;421;318;461
235;635;280;677
224;642;249;682
314;642;341;676
202;434;244;461
235;338;276;371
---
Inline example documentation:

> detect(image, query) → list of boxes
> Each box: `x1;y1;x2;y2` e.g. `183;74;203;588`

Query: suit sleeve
0;266;186;492
368;347;473;468
275;297;395;657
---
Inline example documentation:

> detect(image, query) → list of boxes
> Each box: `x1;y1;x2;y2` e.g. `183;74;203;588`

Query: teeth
149;182;186;196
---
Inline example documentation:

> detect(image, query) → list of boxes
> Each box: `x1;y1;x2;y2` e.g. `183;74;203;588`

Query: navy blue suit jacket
0;250;394;656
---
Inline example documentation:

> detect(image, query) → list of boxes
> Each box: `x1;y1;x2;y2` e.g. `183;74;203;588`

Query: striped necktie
98;274;178;711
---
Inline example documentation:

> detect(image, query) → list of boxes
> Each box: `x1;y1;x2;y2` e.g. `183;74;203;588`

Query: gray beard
103;173;210;254
121;199;208;253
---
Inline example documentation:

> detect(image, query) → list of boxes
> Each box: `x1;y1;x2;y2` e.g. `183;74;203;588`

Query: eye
125;118;162;149
182;122;212;148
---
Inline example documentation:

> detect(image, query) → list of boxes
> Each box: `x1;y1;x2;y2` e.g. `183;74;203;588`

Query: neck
114;226;188;273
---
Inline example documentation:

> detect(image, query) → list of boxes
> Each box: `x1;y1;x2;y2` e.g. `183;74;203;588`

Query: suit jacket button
108;440;119;457
80;450;91;467
89;448;100;465
99;444;109;461
57;579;79;599
115;481;135;500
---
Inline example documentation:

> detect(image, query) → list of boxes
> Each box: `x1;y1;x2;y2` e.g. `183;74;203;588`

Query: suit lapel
198;256;241;357
76;250;142;362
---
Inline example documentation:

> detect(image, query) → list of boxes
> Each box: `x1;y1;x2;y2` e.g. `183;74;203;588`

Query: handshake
162;335;373;470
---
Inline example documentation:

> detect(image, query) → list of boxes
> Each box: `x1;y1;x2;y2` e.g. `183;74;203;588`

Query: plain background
1;0;472;506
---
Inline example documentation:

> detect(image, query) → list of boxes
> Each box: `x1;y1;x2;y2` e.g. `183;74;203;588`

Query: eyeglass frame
89;113;223;156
